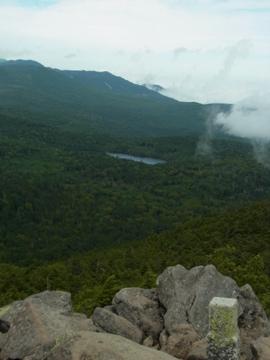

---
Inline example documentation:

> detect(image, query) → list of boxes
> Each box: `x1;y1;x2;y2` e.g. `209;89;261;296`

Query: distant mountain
0;59;230;137
0;59;43;67
64;70;165;98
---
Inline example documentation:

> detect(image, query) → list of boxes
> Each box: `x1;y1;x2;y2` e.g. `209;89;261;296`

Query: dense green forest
0;201;270;315
0;59;270;318
1;111;270;265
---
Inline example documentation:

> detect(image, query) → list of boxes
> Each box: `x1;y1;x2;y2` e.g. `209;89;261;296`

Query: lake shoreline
107;152;166;165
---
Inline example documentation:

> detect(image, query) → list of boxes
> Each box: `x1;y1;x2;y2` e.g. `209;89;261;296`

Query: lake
107;152;166;165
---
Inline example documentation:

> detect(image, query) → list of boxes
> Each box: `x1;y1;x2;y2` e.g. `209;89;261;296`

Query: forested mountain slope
0;59;229;137
0;200;269;315
1;109;270;265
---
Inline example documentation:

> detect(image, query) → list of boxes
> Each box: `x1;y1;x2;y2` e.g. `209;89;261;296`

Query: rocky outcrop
44;331;178;360
0;264;269;360
92;264;270;359
0;291;97;360
157;264;240;337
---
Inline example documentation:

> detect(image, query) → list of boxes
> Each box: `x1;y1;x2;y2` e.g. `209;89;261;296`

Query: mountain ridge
0;59;231;137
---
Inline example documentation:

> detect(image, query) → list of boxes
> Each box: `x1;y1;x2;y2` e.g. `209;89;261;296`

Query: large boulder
157;264;269;338
43;331;178;360
157;265;240;336
112;287;164;340
0;291;97;360
92;307;143;343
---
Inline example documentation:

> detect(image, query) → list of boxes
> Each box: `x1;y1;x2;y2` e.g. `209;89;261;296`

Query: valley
0;60;269;319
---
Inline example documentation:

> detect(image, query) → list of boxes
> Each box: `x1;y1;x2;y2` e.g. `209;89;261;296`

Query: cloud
215;93;270;166
0;48;31;58
0;0;57;8
64;53;77;59
218;39;252;78
0;0;269;103
167;0;270;12
216;94;270;140
173;47;189;57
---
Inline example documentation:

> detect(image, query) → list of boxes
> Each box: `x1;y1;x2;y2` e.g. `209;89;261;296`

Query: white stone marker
207;297;240;360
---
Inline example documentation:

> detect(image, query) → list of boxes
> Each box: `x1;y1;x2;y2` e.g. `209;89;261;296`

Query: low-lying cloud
216;94;270;166
216;94;270;140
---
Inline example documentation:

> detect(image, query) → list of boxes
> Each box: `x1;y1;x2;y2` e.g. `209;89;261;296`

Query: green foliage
0;201;270;316
1;110;270;265
74;275;122;315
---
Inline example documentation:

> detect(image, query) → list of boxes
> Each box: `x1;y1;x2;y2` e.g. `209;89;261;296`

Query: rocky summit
0;264;269;360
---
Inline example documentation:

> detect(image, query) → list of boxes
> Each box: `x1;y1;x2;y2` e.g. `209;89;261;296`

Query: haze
0;0;269;104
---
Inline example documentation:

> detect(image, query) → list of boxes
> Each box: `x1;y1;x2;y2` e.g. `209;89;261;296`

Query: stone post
207;297;240;360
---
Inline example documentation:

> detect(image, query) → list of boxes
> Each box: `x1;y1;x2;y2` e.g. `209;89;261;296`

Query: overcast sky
0;0;269;103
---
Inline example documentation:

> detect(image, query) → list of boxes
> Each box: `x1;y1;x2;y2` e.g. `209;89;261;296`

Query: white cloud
215;93;270;165
216;94;270;140
0;0;269;103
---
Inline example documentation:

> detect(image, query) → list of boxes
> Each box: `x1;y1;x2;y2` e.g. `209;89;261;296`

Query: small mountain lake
107;152;166;165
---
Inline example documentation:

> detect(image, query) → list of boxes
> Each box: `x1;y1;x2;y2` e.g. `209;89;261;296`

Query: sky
0;0;269;104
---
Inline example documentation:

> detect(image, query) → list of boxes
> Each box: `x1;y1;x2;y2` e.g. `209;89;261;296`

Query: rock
45;331;179;360
160;329;169;348
0;291;96;360
239;284;270;339
0;266;268;360
92;307;143;343
237;285;270;359
251;336;270;360
160;324;199;359
157;264;240;337
187;339;207;360
113;287;164;340
143;335;155;347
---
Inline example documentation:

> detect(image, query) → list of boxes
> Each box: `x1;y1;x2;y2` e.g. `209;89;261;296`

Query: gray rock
92;307;143;343
45;331;178;360
251;336;270;360
0;291;96;360
187;339;207;360
238;285;270;359
113;287;164;340
160;324;199;359
239;284;270;339
143;335;155;347
160;329;169;349
0;266;268;360
157;265;240;337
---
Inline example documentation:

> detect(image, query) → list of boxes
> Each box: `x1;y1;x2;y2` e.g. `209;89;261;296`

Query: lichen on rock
208;297;240;360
